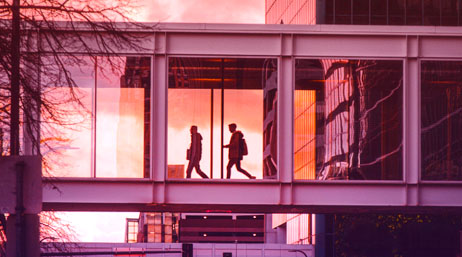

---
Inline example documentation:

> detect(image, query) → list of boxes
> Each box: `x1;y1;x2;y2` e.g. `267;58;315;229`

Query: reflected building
266;0;462;26
296;59;403;181
118;57;151;178
294;59;403;181
125;218;139;243
267;1;459;256
421;61;462;181
134;213;180;243
262;59;278;179
39;56;151;178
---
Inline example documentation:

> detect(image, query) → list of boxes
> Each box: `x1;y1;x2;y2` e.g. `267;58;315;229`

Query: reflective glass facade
273;214;315;245
325;0;462;25
137;212;180;243
125;218;139;243
266;0;462;26
266;0;317;24
421;61;462;181
294;59;403;180
40;56;151;178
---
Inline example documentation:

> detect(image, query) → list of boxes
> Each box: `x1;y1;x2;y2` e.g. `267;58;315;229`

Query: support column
279;55;294;184
6;214;40;257
404;35;420;206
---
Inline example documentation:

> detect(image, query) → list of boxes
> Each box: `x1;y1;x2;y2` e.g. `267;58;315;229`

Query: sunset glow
39;0;266;243
168;89;263;179
133;0;264;23
294;90;316;180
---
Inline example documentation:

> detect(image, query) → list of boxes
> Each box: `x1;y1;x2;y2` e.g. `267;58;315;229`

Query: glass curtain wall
324;0;461;26
168;57;277;179
294;59;403;180
421;61;462;181
40;56;151;178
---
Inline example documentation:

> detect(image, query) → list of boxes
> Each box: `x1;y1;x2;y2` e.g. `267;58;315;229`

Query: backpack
240;137;248;156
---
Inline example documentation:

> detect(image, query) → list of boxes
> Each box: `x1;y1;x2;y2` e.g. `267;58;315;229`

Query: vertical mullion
91;57;97;178
220;58;225;179
210;89;214;179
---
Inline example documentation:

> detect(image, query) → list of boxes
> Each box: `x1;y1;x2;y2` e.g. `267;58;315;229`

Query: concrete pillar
6;214;40;257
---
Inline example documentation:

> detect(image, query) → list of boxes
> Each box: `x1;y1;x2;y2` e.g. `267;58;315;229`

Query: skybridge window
294;59;403;180
167;57;278;180
40;56;151;178
421;61;462;181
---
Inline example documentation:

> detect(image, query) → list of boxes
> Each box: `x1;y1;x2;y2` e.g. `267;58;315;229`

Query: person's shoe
249;176;256;179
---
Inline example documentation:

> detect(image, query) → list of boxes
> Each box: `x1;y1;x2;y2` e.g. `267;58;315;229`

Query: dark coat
228;131;243;159
189;132;202;161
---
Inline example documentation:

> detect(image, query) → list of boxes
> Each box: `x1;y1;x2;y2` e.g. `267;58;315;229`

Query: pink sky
135;0;264;23
61;0;265;243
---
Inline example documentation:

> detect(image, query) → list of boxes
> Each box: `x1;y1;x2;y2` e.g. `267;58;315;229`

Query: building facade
266;1;462;255
266;0;462;26
131;213;265;244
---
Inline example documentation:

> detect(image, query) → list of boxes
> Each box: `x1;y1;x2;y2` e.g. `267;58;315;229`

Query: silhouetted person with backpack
186;125;209;179
223;123;255;179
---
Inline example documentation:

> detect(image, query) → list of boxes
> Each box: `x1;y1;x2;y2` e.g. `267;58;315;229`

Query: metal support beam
42;179;462;214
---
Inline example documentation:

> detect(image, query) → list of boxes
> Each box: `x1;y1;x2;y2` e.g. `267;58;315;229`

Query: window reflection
41;56;151;178
96;57;150;178
324;0;461;26
168;58;277;179
295;59;403;180
40;56;94;177
421;61;462;181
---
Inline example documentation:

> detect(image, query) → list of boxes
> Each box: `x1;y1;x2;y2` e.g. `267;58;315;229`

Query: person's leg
226;159;236;179
235;160;255;179
185;161;194;178
194;163;209;178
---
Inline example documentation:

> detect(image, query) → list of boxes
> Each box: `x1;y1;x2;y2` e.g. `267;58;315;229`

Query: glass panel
325;0;334;24
421;61;462;181
168;58;214;179
95;57;150;178
423;0;441;25
40;56;94;177
335;0;352;24
41;56;150;178
406;0;423;25
371;0;387;25
168;57;277;180
294;59;403;180
353;0;370;24
441;0;459;26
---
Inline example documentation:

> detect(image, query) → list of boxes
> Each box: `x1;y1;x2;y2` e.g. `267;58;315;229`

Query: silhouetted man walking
223;123;255;179
186;126;209;179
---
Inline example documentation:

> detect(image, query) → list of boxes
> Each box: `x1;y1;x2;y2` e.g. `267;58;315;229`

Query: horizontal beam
42;179;462;214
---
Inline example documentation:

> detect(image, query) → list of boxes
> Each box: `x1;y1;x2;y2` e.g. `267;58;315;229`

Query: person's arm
190;134;197;157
